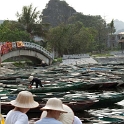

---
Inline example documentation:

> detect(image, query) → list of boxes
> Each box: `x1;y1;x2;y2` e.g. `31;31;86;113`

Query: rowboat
2;90;124;113
1;89;124;117
1;99;98;113
88;108;124;124
10;82;86;94
90;92;124;108
0;62;124;92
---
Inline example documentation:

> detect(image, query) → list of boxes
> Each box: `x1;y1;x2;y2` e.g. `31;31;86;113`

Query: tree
0;20;30;42
46;22;97;57
16;4;40;33
110;19;115;35
107;19;116;49
16;4;49;42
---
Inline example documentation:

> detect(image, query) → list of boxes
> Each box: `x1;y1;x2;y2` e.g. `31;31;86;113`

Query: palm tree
16;4;49;41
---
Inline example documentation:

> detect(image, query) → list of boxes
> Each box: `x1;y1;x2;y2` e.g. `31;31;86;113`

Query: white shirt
35;117;63;124
73;116;82;124
5;110;29;124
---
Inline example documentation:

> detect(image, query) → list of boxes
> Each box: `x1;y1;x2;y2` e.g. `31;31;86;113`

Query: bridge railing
0;41;53;59
23;42;53;59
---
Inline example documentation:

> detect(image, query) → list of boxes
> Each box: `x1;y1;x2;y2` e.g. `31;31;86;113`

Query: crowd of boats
0;62;124;123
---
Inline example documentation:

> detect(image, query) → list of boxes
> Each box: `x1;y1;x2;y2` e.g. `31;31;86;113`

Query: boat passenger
28;76;44;88
41;61;48;67
35;97;68;124
40;104;82;124
5;91;39;124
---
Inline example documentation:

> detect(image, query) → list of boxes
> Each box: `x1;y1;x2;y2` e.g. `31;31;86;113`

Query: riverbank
61;55;124;65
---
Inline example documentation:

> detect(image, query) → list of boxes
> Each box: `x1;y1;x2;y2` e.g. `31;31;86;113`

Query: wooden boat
1;92;98;112
10;82;86;94
0;90;98;113
65;100;98;112
88;108;124;124
91;92;124;108
1;99;98;113
2;90;124;113
0;62;124;92
1;90;124;115
100;81;118;88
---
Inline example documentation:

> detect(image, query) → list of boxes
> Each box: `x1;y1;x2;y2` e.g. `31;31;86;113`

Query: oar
0;98;5;124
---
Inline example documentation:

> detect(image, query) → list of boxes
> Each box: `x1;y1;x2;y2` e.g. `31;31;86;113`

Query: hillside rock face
42;0;76;27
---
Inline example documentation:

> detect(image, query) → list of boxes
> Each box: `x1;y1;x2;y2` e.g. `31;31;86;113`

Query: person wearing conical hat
35;98;68;124
5;91;39;124
39;103;82;124
28;76;44;88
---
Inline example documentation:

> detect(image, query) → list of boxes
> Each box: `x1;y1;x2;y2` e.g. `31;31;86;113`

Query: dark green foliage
46;22;98;56
16;4;50;42
0;20;31;42
0;0;117;57
41;0;116;56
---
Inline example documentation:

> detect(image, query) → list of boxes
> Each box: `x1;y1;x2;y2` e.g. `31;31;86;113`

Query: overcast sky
0;0;123;23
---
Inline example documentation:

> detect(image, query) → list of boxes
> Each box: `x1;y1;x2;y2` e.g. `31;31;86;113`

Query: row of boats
1;89;124;112
1;88;124;123
0;62;124;123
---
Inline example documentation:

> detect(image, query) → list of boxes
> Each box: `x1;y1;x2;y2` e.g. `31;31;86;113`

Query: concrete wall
94;56;124;64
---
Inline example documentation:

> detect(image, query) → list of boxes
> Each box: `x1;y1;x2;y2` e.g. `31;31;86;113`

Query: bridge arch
1;42;53;65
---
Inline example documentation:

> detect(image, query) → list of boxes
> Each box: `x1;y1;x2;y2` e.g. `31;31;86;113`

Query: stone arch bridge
0;42;53;65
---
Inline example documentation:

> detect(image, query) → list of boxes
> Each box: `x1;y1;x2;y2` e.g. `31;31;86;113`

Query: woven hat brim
11;100;39;108
41;107;67;113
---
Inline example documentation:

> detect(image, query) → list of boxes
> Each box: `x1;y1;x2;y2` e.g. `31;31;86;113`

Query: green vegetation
91;53;113;57
52;58;62;64
0;4;49;44
13;61;25;67
13;61;34;67
0;20;31;42
0;0;122;60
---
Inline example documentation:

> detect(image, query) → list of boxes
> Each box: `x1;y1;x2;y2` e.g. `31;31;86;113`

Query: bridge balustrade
0;41;54;65
0;41;53;59
12;42;17;48
23;42;53;58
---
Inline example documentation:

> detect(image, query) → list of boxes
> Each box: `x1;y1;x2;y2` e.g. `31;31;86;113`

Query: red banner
1;44;9;54
1;42;12;55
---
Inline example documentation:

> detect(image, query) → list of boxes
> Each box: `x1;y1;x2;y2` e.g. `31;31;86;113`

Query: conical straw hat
41;104;74;124
41;98;67;113
11;91;39;108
